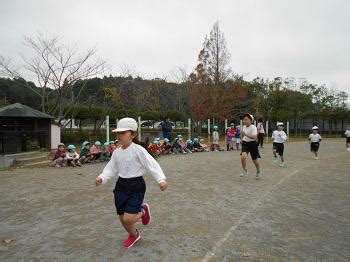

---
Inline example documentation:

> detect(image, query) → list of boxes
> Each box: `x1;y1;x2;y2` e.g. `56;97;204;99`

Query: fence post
106;115;110;142
137;116;141;141
208;119;211;141
266;120;269;142
188;118;191;139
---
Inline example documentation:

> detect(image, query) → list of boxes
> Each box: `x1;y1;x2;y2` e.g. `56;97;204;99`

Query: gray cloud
0;0;349;93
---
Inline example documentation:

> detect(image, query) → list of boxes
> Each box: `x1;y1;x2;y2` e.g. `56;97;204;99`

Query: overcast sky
0;0;349;94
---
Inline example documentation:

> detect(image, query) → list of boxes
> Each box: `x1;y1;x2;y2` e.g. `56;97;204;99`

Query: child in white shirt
240;113;261;180
345;125;350;152
95;118;168;249
309;126;322;159
272;122;288;167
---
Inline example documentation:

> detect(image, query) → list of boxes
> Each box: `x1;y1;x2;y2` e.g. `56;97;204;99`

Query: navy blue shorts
113;177;146;215
310;142;320;152
273;142;284;156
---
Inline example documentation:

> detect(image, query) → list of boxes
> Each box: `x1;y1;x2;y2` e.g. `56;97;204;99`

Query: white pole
240;119;243;130
188;118;191;139
266;120;269;142
254;120;257;126
137;116;141;141
225;119;228;130
106;115;110;142
287;121;290;137
208;119;211;141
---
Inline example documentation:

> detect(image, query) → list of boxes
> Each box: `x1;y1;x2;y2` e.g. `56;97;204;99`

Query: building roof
0;103;54;119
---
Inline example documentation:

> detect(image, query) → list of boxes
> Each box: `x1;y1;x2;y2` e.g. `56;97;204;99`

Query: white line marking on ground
201;169;300;262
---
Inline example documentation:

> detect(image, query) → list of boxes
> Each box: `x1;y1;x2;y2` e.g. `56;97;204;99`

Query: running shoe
240;169;247;177
255;172;262;180
141;203;151;225
314;157;319;160
123;230;140;249
279;162;285;167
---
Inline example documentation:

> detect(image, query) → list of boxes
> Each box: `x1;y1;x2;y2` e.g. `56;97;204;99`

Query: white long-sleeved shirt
98;143;166;185
272;130;288;143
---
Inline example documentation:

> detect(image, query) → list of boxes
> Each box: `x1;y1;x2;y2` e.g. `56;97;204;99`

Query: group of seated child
147;135;210;158
53;130;232;167
52;140;119;167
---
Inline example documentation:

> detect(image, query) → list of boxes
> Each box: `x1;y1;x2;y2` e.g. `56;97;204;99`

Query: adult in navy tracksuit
161;117;173;142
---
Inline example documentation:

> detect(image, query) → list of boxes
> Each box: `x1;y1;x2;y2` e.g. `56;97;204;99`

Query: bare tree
0;33;107;122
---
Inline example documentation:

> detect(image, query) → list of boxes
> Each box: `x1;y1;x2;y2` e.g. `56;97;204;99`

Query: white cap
243;113;254;122
312;126;319;130
112;118;138;132
277;122;284;126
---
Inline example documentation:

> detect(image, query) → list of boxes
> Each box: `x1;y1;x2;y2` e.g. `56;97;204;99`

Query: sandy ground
0;140;349;262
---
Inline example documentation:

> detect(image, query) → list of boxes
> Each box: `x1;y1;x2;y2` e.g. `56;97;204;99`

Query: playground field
0;139;349;261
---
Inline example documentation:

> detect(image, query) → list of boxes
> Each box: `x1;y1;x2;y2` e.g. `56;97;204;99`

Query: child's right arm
95;151;118;186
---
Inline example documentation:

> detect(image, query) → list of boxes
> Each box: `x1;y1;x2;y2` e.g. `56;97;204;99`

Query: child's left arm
137;147;168;191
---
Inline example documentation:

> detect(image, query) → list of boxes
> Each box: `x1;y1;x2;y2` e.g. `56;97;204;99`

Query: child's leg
252;159;261;173
119;213;143;236
236;142;239;150
273;150;278;160
241;153;247;171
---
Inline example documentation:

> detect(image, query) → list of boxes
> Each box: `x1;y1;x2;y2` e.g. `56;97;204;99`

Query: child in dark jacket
79;141;92;164
52;143;67;167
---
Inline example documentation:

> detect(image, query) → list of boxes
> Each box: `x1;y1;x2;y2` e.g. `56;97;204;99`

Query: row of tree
0;22;349;135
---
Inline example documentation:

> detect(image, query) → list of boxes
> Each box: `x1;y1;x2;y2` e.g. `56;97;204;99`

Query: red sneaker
141;203;151;225
123;230;140;249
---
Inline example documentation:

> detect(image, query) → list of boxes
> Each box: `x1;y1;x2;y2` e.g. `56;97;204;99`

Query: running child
309;126;322;159
272;122;288;167
95;118;168;249
240;114;262;180
345;125;350;152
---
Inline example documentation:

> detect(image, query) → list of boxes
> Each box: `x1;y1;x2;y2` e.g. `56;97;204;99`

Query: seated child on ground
148;138;162;159
192;138;205;152
186;139;194;152
162;138;172;154
79;141;92;164
178;135;192;154
66;144;81;167
199;139;210;152
53;143;67;167
90;141;102;161
172;137;182;154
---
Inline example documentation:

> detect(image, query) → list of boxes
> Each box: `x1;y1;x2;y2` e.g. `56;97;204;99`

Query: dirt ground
0;139;349;262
